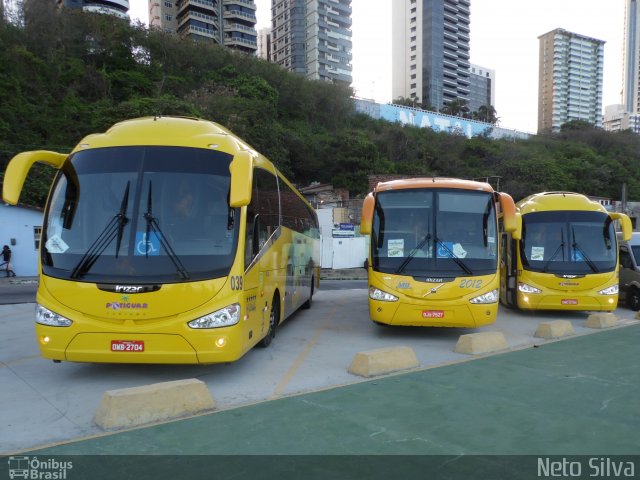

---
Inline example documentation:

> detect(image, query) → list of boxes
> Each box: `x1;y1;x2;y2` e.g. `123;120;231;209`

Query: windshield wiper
70;182;130;279
542;228;564;273
435;236;473;275
143;181;190;280
571;226;599;273
396;234;431;274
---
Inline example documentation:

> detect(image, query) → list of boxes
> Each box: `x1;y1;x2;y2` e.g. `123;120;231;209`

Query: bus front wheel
626;287;640;311
258;296;279;348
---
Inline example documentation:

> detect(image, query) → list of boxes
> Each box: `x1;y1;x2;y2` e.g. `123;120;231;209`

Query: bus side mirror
229;151;253;208
360;193;374;235
611;213;632;242
498;192;520;240
2;150;67;205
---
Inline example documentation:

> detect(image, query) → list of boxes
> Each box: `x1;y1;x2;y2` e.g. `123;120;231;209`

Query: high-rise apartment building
603;104;640;133
468;64;494;113
392;0;471;110
257;27;272;60
270;0;352;84
623;0;640;113
56;0;129;18
150;0;258;55
537;28;604;133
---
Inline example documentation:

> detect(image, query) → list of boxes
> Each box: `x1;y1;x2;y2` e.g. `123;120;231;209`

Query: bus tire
258;295;279;348
626;287;640;311
301;276;314;310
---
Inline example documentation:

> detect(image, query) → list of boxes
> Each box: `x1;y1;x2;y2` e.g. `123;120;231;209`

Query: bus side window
245;167;279;269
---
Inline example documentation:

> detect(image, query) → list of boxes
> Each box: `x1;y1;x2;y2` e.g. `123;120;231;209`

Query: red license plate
111;340;145;352
422;310;445;318
561;299;578;305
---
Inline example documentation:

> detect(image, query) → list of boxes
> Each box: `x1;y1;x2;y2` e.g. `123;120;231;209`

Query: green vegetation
1;5;640;208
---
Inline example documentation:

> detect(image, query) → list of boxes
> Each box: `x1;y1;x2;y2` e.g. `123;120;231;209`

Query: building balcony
83;4;128;18
223;9;256;23
224;22;256;34
222;0;255;10
178;11;217;29
185;24;217;39
224;35;258;48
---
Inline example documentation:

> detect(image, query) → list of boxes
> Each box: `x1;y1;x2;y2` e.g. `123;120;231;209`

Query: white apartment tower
150;0;258;54
271;0;352;84
538;28;604;133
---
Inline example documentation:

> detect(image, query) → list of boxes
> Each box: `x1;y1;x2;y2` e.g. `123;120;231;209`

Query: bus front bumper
35;326;247;364
369;299;498;328
517;293;618;311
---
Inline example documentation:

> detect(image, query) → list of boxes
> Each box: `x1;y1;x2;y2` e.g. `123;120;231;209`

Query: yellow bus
360;178;517;327
2;116;320;364
499;191;631;311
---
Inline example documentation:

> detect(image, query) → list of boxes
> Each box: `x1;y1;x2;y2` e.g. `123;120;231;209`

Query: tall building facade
623;0;640;113
270;0;352;85
56;0;129;18
537;28;604;133
603;104;640;133
150;0;258;55
392;0;471;110
468;63;494;113
257;27;272;60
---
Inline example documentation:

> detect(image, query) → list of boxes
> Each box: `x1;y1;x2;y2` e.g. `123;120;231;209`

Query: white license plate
422;310;445;318
111;340;145;352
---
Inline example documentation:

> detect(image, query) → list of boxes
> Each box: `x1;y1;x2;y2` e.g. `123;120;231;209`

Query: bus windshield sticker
531;246;544;261
45;235;69;254
436;241;454;258
135;232;160;256
452;243;467;258
388;239;404;257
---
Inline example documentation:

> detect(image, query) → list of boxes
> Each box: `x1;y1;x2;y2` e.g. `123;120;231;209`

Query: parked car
618;232;640;310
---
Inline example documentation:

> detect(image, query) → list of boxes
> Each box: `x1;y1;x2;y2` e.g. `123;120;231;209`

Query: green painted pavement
31;325;639;457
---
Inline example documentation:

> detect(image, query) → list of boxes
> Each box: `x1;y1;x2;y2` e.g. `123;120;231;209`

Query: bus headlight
598;285;618;295
518;282;542;294
369;287;398;302
188;303;240;329
36;304;73;327
469;289;499;304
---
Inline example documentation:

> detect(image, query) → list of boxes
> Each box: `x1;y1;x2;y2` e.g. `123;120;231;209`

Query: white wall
0;204;44;276
332;237;368;269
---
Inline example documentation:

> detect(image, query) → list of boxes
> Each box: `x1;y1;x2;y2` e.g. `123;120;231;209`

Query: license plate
561;299;578;305
422;310;445;318
111;340;144;352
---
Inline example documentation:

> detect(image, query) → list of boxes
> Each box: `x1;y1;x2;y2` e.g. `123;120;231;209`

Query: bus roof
516;192;607;214
72;116;257;157
373;177;494;194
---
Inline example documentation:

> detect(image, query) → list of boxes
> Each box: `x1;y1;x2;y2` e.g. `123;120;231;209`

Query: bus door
243;167;281;346
500;231;517;307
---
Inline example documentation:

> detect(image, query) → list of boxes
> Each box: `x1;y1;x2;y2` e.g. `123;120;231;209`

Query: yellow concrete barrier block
534;320;575;339
586;313;618;329
94;378;215;430
454;331;508;355
348;346;419;378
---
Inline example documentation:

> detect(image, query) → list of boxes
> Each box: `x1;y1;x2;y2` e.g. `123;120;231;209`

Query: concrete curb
94;379;215;430
348;346;419;377
454;331;509;355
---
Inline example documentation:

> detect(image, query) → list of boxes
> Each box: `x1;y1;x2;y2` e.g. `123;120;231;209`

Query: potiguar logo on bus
7;456;73;479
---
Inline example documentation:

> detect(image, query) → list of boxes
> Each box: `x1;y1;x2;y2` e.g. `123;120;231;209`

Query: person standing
1;245;16;277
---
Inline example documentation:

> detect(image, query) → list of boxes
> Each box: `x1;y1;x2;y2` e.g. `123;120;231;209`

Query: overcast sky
130;0;626;133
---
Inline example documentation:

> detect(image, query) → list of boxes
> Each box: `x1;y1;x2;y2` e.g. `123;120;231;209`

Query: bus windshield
371;189;498;276
520;210;616;275
41;146;239;283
